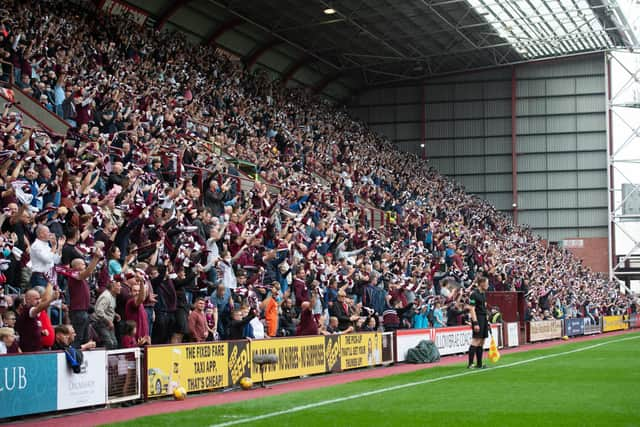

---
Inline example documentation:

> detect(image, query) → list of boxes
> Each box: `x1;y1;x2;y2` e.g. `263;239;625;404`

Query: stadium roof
124;0;639;99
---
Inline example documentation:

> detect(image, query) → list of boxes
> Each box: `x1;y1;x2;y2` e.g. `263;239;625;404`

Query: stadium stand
0;0;636;361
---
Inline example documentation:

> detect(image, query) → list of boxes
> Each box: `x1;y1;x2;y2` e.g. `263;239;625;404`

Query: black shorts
472;316;489;339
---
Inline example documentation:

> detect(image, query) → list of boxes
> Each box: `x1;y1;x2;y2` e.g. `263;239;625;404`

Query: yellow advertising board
146;342;228;397
250;336;326;381
340;332;383;370
602;315;629;332
227;340;251;386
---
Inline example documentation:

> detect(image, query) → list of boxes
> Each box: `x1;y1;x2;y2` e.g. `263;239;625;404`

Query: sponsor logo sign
249;337;326;382
564;318;585;337
602;315;629;332
529;320;562;342
435;327;475;355
0;353;57;418
56;350;106;410
227;341;250;386
99;0;150;26
339;332;382;370
324;335;341;373
146;343;228;397
434;325;501;356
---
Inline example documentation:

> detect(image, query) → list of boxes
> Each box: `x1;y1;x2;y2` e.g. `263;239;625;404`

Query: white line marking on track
209;335;640;427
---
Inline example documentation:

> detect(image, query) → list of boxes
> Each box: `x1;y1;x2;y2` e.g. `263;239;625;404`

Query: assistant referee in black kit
467;276;490;369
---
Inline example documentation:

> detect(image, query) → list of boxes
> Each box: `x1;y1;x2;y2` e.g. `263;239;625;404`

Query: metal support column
511;66;518;224
421;83;426;160
606;50;640;291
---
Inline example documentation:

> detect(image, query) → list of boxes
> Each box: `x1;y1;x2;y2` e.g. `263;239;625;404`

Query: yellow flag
488;335;500;363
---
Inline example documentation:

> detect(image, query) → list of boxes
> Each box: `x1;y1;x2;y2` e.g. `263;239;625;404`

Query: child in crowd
228;307;255;340
205;302;218;341
432;301;445;328
121;321;138;348
0;327;18;354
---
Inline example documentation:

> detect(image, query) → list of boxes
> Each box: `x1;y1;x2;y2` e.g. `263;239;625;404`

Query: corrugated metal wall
515;55;607;241
349;54;607;242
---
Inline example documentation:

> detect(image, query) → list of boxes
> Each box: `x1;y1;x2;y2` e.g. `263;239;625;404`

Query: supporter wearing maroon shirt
235;236;262;270
452;249;464;271
125;282;150;345
188;298;208;342
227;211;246;237
388;283;408;307
67;249;103;347
15;283;58;353
74;90;95;126
296;300;318;336
121;321;139;348
293;268;309;308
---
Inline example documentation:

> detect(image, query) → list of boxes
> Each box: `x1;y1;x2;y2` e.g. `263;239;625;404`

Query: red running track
7;329;637;427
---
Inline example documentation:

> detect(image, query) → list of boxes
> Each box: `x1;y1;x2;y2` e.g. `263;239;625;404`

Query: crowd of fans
0;0;637;356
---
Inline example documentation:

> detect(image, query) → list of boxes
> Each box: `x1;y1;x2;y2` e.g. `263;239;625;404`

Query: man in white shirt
94;281;121;349
29;225;64;288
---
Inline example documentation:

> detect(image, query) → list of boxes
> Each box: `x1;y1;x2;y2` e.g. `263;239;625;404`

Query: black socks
468;345;476;366
475;345;483;367
468;345;484;367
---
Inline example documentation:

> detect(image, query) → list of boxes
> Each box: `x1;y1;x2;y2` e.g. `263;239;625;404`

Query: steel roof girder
204;0;343;71
281;56;313;84
316;0;411;60
204;17;243;45
156;0;191;31
243;39;283;68
418;0;479;50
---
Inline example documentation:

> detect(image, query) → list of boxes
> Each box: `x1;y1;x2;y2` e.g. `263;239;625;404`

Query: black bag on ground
405;340;440;364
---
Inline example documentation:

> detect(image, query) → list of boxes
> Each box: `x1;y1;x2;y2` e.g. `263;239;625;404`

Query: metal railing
0;117;64;139
0;59;70;135
106;347;143;404
185;163;284;196
10;80;71;132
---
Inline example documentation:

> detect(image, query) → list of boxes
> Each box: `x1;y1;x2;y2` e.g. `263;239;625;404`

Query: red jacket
39;310;55;348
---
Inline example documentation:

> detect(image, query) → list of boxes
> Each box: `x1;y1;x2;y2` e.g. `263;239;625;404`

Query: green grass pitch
109;333;640;427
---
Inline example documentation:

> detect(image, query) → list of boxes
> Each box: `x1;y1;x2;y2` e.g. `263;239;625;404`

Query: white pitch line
210;334;640;427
